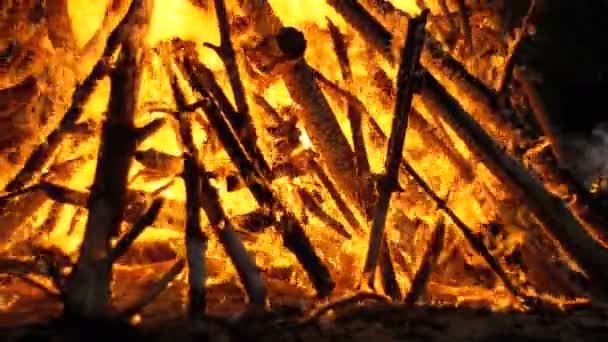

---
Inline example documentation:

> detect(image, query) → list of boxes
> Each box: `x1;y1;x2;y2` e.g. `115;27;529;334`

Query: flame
0;0;586;318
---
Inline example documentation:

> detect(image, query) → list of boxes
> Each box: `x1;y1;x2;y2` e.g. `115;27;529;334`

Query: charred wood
363;10;427;288
63;0;154;320
109;198;164;264
404;218;445;305
420;72;608;300
198;161;268;309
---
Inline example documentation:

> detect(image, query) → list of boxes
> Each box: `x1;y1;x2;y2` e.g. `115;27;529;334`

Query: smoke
565;123;608;188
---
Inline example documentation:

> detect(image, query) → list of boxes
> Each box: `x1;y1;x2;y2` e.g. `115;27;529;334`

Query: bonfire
1;0;608;340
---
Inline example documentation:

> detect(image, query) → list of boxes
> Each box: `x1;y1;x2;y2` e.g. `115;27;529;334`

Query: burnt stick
403;218;445;305
167;63;209;317
108;198;165;263
420;72;608;300
170;50;335;298
63;0;154;320
362;10;428;288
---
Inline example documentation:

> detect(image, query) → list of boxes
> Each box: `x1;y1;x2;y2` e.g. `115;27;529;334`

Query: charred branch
420;72;608;300
109;198;164;264
325;0;395;64
171;51;335;298
404;218;445;305
198;163;268;309
176;43;272;177
363;10;428;288
63;0;154;320
326;18;371;185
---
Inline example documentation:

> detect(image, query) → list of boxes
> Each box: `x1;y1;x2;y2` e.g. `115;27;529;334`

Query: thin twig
120;258;185;318
108;198;164;263
455;0;473;56
404;218;445;305
63;0;154;319
166;61;209;318
363;10;428;288
326;17;371;186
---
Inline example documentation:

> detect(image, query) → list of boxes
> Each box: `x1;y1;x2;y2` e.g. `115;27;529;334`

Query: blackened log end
277;27;307;59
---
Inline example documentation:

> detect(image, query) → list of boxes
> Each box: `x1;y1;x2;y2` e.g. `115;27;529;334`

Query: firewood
404;218;445;305
198;161;268;310
363;10;428;289
326;18;371;186
420;72;608;300
170;52;335;298
109;198;165;263
298;187;352;239
168;63;268;307
63;0;154;320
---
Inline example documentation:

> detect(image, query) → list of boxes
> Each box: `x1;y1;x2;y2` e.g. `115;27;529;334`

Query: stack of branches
0;0;607;330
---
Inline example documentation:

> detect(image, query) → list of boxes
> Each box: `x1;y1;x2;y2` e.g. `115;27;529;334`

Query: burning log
242;24;371;212
198;161;268;310
363;10;428;288
326;18;371;186
164;63;267;308
63;0;154;320
420;73;608;299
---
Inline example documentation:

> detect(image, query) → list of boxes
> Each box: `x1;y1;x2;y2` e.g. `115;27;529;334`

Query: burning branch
326;18;371;188
363;10;428;289
108;198;165;264
420;73;608;300
63;0;154;320
404;218;445;305
198;160;268;310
